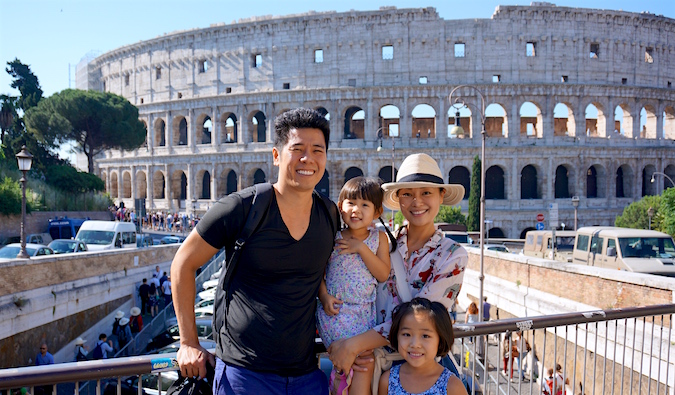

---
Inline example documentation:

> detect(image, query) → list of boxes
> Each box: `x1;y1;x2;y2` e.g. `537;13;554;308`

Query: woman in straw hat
327;153;468;393
74;337;87;361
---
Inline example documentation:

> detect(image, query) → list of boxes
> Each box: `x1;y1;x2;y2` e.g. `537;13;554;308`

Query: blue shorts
214;358;328;395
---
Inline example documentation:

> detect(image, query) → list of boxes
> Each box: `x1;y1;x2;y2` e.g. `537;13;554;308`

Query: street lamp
15;146;33;259
571;196;580;231
449;85;487;323
650;172;675;190
648;207;654;230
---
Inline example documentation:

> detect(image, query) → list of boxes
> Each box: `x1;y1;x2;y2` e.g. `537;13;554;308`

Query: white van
523;230;576;262
572;226;675;277
75;220;137;251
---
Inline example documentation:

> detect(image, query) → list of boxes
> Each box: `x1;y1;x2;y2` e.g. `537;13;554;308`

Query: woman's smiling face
396;187;445;228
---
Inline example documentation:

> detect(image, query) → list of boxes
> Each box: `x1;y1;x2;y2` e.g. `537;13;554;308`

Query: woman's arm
327;329;388;374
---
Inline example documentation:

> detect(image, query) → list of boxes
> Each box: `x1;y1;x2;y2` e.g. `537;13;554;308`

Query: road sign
536;222;545;230
536;213;545;222
548;203;559;226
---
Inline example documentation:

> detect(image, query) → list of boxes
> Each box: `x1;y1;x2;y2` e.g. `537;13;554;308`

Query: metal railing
1;303;672;395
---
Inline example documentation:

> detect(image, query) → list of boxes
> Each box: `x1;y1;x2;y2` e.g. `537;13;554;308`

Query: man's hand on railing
176;342;215;379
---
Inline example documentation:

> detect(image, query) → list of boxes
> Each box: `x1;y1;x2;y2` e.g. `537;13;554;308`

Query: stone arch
140;121;148;147
520;227;536;239
642;165;657;196
344;106;365;139
520;101;543;138
249;111;267;143
640;105;657;139
316;170;330;196
520;164;539;199
616;164;633;198
378;166;397;184
488;228;505;238
448;166;470;200
448;106;471;138
171;170;188;200
153;170;165;199
379;104;400;137
664;106;675;140
586;164;607;198
226;170;238;195
122;171;132;199
585;102;606;137
664;165;675;189
315;106;330;121
555;164;574;198
411;103;436;139
344;167;364;184
197;170;211;199
196;113;212;144
110;172;118;198
554;103;576;137
485;103;508;137
253;168;266;185
173;116;188;146
614;104;634;138
154;118;166;147
136;170;147;199
486;165;506;200
220;112;238;143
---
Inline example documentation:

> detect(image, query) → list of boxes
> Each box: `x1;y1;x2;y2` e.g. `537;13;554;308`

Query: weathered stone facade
82;4;675;238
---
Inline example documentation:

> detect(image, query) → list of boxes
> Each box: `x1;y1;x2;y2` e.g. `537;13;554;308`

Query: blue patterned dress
317;228;380;347
388;364;453;395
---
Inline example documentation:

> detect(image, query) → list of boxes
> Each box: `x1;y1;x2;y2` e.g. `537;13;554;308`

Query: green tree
467;155;481;232
0;94;17;145
25;89;147;173
659;187;675;237
0;176;32;215
614;195;662;231
6;58;43;111
435;205;466;226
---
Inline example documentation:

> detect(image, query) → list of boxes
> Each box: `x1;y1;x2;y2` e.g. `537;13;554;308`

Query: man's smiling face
273;128;327;192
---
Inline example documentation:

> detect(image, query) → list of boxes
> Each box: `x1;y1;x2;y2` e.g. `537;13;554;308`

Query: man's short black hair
99;333;107;340
274;108;330;149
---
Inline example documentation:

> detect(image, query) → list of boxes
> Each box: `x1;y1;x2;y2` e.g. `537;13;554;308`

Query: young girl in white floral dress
317;176;391;394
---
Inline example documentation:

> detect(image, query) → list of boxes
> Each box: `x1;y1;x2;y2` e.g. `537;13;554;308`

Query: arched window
201;171;211;199
448;167;470;200
378;166;397;184
344;107;364;139
520;165;538;199
586;167;598;198
253;169;266;185
486;166;505;199
344;167;364;184
316;171;330;196
554;165;570;198
227;170;237;195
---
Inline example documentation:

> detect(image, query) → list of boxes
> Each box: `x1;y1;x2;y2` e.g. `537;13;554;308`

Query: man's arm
171;230;219;378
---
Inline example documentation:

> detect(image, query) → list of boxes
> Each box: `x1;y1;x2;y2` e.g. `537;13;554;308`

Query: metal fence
1;302;672;395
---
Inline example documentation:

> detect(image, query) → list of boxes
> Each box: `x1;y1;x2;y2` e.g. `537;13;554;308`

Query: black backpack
76;347;87;362
92;342;104;359
212;183;339;358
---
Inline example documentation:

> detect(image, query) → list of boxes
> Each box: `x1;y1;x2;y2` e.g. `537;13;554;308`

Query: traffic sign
548;203;559;226
536;213;545;222
536;222;545;230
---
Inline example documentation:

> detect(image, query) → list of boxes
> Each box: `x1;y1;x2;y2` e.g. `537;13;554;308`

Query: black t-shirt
139;283;150;299
196;186;334;376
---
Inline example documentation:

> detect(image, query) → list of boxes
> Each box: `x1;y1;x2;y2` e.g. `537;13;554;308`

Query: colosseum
78;3;675;238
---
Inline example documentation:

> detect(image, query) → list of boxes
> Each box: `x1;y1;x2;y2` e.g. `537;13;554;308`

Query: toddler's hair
389;297;454;357
338;177;384;213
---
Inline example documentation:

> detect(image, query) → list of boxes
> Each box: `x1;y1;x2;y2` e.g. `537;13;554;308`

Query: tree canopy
467;155;481;232
615;194;663;232
6;58;43;111
25;89;147;173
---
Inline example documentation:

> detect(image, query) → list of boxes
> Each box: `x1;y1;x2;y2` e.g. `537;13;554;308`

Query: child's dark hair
389;297;454;357
338;177;384;213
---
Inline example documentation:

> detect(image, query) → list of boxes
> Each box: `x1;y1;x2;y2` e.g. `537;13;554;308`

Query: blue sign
536;222;545;230
151;358;179;372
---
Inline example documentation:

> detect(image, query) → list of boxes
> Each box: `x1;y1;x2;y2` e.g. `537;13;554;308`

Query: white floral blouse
374;225;468;339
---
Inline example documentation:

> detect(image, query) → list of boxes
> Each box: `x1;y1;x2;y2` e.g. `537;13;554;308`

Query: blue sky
1;0;672;162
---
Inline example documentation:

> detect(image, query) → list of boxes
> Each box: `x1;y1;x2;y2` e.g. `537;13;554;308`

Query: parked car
159;235;182;245
136;234;154;247
26;233;53;245
442;231;473;245
0;243;55;260
154;339;217;355
48;239;88;254
202;278;218;290
1;236;21;247
483;244;510;253
146;318;213;352
194;305;214;318
195;298;215;310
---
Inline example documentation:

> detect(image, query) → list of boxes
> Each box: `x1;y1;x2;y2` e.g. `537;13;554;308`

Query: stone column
655;109;664;139
542;97;554;141
147;113;154;151
437;96;448;144
212;106;219;146
510;159;518;203
509;97;519;140
165;164;171;212
130;166;136;200
166;111;173;149
266;103;273;143
147;165;154;209
364;98;375;143
211;162;217;201
189;108;196;151
187;163;194;203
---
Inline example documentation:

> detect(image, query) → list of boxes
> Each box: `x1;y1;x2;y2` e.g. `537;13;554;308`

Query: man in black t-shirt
173;108;336;394
138;278;150;315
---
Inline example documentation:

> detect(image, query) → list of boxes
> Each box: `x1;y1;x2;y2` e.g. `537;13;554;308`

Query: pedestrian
129;307;143;334
449;299;458;324
162;275;172;307
138;279;150;315
149;274;160;316
465;302;479;343
327;153;468;392
315;177;391;393
35;343;54;365
112;310;124;336
173;108;338;393
74;337;88;361
91;333;114;359
116;317;133;351
483;296;491;322
514;331;531;380
502;332;517;380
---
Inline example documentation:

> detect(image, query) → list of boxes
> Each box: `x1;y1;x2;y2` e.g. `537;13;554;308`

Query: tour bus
523;230;576;262
75;220;137;251
572;226;675;277
48;217;90;240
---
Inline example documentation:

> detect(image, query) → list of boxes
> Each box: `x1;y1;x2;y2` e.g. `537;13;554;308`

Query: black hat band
397;173;444;184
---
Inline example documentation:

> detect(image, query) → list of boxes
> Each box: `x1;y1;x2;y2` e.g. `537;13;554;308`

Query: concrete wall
0;245;178;368
0;211;112;242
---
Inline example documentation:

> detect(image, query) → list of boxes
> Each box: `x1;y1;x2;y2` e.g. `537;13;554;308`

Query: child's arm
335;231;391;282
318;279;342;316
378;370;390;395
447;374;468;395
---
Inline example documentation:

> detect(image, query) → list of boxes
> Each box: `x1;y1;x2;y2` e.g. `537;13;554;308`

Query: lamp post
650;172;675;191
571;196;580;231
15;146;33;259
648;207;654;230
377;127;397;227
449;85;487;323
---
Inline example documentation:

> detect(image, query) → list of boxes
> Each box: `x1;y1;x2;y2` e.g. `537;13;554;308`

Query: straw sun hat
115;311;124;319
130;307;141;316
75;337;85;346
382;153;465;210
